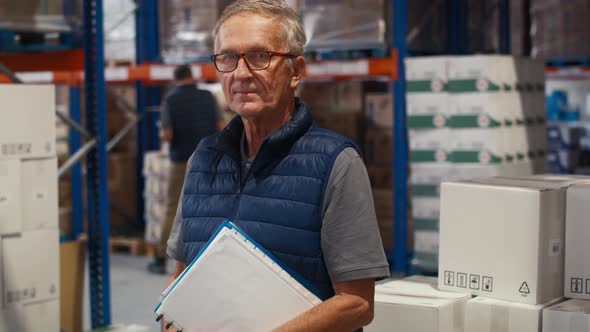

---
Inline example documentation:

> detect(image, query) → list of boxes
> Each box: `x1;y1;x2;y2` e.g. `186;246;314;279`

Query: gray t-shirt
166;143;390;283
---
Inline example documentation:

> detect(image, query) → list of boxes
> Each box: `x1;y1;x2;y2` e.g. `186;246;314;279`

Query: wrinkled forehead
214;13;286;53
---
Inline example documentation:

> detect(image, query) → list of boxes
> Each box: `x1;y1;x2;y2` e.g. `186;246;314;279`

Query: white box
2;229;60;308
0;159;22;235
366;276;470;332
0;85;56;160
0;299;59;332
448;55;517;88
21;158;58;231
439;177;587;304
415;230;439;255
406;56;449;84
465;296;563;332
407;93;449;119
564;183;590;299
412;197;440;221
543;299;590;332
365;93;393;129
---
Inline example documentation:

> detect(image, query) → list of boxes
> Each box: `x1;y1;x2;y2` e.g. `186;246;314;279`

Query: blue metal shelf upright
83;0;111;327
391;0;409;274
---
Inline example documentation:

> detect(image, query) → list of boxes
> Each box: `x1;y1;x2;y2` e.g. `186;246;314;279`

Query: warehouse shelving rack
0;0;513;327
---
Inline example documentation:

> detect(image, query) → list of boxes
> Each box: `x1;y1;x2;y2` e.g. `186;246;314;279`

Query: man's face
214;14;302;119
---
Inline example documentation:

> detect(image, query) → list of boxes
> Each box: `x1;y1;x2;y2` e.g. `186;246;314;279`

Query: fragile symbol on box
457;273;467;288
470;274;480;290
571;278;583;294
482;276;493;292
444;271;455;286
519;281;531;296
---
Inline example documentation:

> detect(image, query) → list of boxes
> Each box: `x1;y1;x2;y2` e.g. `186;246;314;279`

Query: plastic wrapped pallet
531;0;590;58
301;0;387;51
0;0;81;32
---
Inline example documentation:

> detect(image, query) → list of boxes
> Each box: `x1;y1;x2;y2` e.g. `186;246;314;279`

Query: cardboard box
412;197;440;221
365;128;392;165
407;93;449;127
447;55;518;88
410;164;457;197
543;299;590;332
365;93;393;129
405;56;449;85
0;299;59;332
143;151;171;177
0;159;22;235
465;296;563;332
367;166;391;189
410;128;450;163
0;85;56;160
21;158;58;231
564;183;590;299
2;229;60;309
60;240;86;332
366;276;471;332
438;177;588;304
314;112;365;143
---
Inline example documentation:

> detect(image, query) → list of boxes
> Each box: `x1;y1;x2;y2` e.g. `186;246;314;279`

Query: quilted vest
180;98;357;299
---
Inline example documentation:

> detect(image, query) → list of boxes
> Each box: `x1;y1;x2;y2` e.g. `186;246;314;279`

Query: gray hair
213;0;306;56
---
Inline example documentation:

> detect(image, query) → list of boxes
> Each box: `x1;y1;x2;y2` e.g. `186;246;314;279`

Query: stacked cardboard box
437;175;590;331
0;85;60;331
406;55;547;273
143;151;171;244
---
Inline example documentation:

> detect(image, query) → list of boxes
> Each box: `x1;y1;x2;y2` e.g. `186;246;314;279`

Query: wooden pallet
109;237;146;256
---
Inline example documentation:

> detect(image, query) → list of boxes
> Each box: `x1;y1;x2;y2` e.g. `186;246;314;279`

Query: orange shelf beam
0;49;84;72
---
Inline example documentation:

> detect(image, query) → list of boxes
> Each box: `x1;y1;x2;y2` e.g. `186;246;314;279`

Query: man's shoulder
300;126;359;152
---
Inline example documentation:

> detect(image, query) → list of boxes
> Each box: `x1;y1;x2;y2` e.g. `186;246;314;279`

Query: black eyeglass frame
211;51;297;73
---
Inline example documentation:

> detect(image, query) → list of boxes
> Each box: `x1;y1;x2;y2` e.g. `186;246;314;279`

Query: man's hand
160;128;173;142
272;279;375;332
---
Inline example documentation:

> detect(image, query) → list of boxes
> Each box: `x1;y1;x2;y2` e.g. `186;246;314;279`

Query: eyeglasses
211;51;296;73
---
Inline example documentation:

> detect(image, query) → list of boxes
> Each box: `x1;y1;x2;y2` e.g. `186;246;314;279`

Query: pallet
109;237;146;256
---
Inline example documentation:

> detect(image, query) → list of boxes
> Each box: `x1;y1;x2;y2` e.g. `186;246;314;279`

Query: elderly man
164;0;389;330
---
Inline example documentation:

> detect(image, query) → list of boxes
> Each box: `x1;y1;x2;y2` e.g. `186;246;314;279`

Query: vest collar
211;97;313;175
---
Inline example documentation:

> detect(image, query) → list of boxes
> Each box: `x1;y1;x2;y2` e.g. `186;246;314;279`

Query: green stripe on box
503;83;512;91
526;83;534;92
410;150;437;162
413;218;439;231
412;252;439;271
410;150;447;162
450;151;503;163
526;117;536;125
411;184;439;197
448;79;501;93
537;83;545;91
448;115;502;128
517;153;525;161
536;116;546;125
516;119;525;125
528;151;536;158
407;80;434;93
407;115;445;128
506;155;514;162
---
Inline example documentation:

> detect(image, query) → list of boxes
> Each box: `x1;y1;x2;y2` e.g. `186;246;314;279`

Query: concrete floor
83;254;175;332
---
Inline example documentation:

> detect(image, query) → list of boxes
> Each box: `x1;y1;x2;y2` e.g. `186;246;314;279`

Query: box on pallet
543;299;590;332
21;158;58;231
1;229;60;332
405;56;449;83
0;85;56;161
439;176;589;304
372;189;413;252
314;112;364;144
0;160;22;235
409;128;450;163
365;93;393;129
464;296;563;332
365;128;392;165
410;164;456;198
366;276;471;332
564;183;590;299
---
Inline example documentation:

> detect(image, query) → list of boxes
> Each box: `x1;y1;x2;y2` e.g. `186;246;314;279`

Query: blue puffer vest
180;98;357;299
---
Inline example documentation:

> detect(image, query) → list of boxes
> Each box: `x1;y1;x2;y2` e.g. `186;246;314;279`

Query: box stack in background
105;86;139;235
545;78;590;174
405;55;548;273
143;151;171;245
0;85;60;332
530;0;590;58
